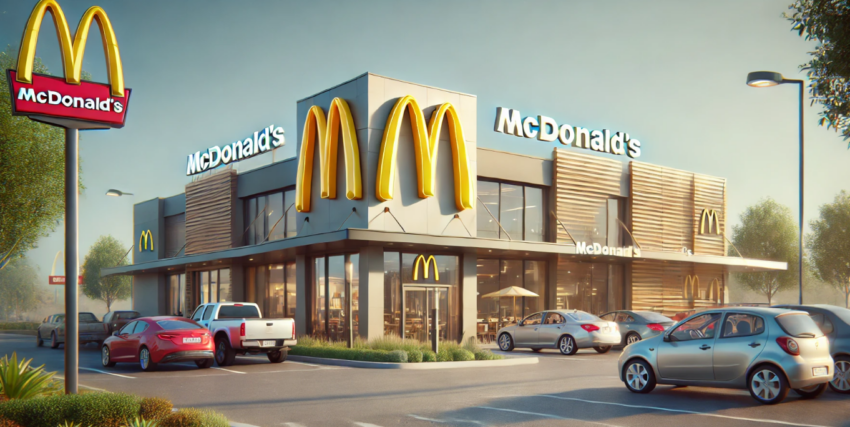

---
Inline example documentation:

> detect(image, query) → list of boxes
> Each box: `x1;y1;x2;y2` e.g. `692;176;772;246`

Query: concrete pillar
358;246;384;341
230;261;245;302
295;254;309;337
461;253;477;345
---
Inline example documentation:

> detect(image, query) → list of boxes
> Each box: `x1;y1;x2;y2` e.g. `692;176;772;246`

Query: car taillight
647;323;665;332
776;337;800;356
240;322;246;337
292;322;296;339
157;333;177;340
580;324;600;332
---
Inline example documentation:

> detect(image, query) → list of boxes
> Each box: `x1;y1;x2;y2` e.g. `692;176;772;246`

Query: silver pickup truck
37;312;109;348
190;302;296;366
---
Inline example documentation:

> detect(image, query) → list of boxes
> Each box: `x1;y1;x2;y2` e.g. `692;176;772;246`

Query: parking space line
353;423;384;427
287;361;319;367
409;414;486;425
79;367;135;379
536;395;830;427
212;367;245;374
55;375;109;392
475;406;621;427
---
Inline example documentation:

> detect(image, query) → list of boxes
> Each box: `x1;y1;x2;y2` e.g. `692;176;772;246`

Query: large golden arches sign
16;0;125;97
295;97;362;213
683;275;700;300
375;95;474;211
412;255;439;281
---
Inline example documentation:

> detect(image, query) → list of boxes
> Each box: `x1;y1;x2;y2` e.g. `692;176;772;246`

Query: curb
288;354;538;369
230;423;262;427
0;330;37;336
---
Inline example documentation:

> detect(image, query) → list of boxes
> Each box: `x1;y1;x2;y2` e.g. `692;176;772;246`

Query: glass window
119;321;136;335
168;274;186;316
200;271;209;304
132;321;148;334
477;181;500;239
267;192;284;241
635;312;673;323
721;313;765;338
191;306;204;321
777;313;823;338
809;313;835;335
246;197;257;245
600;313;616;321
285;262;297;318
544;312;565;324
384;252;401;337
476;259;500;329
79;313;98;322
255;196;266;244
521;312;543;326
525;187;544;242
500;183;523;241
669;313;722;341
499;260;522;325
327;256;346;342
210;270;219;303
269;264;285;318
523;261;545;316
284;190;297;238
219;269;231;302
202;305;215;321
349;254;360;340
566;311;600;322
313;257;326;338
157;320;203;330
615;313;630;322
218;305;261;319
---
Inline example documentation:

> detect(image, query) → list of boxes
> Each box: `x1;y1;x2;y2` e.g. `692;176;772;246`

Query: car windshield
824;306;850;326
635;312;673;323
776;313;823;338
565;311;599;322
79;313;98;323
157;320;203;330
217;305;261;319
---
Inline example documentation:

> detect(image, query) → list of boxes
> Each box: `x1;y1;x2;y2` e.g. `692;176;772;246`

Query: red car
101;316;214;371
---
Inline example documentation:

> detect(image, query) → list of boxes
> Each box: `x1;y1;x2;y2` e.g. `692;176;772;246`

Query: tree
730;198;800;305
785;1;850;144
81;236;131;313
0;45;85;270
807;191;850;307
0;257;45;320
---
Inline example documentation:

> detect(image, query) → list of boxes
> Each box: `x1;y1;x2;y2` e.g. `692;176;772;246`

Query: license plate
183;337;201;344
813;367;828;377
260;340;276;347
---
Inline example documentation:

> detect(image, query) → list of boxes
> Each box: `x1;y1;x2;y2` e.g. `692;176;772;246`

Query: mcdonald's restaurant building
104;73;785;345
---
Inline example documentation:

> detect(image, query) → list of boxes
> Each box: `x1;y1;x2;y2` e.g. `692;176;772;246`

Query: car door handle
699;344;711;350
748;342;761;348
533;328;538;331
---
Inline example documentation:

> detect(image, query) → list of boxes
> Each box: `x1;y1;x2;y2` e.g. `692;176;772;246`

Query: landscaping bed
0;324;38;331
290;336;503;363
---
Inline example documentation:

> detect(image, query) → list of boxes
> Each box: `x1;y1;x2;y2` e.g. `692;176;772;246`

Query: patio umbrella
482;286;539;324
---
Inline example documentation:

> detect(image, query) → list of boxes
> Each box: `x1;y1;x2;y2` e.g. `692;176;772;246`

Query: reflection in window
313;257;326;339
477;259;547;334
252;262;297;320
243;189;297;245
477;181;500;239
219;269;231;302
312;254;359;344
500;184;523;241
525;187;544;242
384;252;401;337
285;263;297;318
349;255;360;340
555;261;622;316
328;256;346;342
168;274;186;316
476;180;546;241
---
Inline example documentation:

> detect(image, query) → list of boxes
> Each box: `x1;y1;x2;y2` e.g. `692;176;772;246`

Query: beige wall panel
693;174;727;256
185;169;237;255
631;261;664;312
553;149;621;244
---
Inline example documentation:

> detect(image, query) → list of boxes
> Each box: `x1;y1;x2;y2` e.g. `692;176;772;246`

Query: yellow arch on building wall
16;0;125;96
295;97;362;212
375;95;474;211
684;274;700;301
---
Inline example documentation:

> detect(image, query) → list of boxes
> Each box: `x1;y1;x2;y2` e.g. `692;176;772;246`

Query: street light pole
746;71;805;305
64;126;79;395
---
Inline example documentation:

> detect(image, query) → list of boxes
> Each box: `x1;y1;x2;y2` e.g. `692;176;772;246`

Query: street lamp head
105;189;133;197
747;71;784;88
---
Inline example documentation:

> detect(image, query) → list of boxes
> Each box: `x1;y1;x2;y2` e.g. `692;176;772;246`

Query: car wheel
748;365;789;404
267;349;288;363
793;383;827;399
215;337;236;366
195;359;213;369
593;345;612;354
139;347;158;372
624;359;656;393
101;345;116;368
829;356;850;394
36;332;43;347
50;332;59;349
625;333;641;346
497;333;514;351
559;335;578;356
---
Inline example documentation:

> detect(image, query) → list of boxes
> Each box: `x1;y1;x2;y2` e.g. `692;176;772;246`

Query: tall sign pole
7;0;131;394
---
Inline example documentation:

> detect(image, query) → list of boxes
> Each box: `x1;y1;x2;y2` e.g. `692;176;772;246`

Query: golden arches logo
699;209;721;235
412;255;440;281
295;97;362;213
706;278;722;303
16;0;125;97
683;275;700;300
375;95;474;211
139;230;153;252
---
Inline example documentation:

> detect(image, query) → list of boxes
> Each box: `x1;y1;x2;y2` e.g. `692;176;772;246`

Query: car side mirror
663;334;671;342
112;332;119;337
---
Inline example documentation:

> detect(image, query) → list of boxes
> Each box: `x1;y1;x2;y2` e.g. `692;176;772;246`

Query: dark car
37;312;109;348
103;310;141;334
775;304;850;394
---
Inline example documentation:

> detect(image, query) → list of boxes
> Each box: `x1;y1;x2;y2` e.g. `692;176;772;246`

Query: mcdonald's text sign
7;0;130;128
48;275;82;285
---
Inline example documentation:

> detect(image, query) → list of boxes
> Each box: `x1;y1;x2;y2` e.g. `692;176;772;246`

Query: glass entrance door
403;287;448;343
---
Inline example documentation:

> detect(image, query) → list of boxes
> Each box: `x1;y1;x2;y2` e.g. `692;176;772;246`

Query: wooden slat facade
632;261;726;316
553;149;622;244
185;169;237;255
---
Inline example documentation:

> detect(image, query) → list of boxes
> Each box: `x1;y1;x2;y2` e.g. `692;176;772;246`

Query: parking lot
2;333;849;427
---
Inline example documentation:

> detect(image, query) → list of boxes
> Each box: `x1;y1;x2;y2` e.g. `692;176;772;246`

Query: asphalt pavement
1;333;849;427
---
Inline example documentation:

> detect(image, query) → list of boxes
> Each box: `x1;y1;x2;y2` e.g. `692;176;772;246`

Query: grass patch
0;324;38;331
293;336;502;362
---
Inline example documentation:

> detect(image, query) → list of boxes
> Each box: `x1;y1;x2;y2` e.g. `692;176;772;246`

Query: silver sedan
619;307;834;404
497;310;621;355
600;310;675;346
775;304;850;394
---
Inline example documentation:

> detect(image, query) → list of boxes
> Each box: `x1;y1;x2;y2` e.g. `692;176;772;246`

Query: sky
1;0;848;291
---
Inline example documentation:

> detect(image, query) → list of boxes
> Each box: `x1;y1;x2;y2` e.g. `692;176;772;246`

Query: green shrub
472;349;501;360
450;348;475;361
422;350;436;362
160;409;227;427
0;418;22;427
124;418;159;427
0;353;62;400
56;422;87;427
0;323;39;331
0;392;141;427
387;350;407;363
406;349;423;363
139;397;172;421
436;348;452;362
